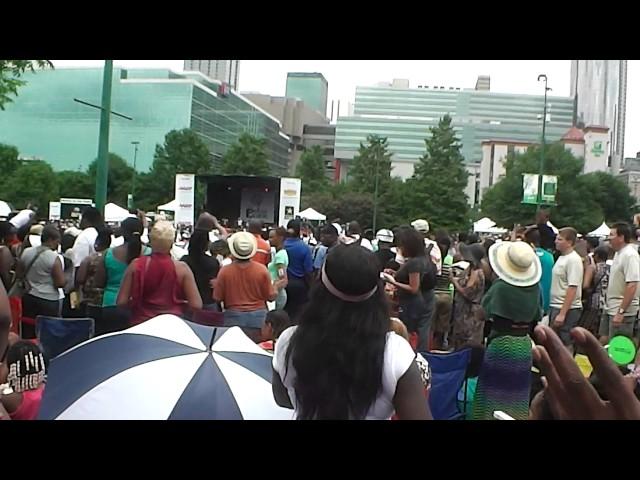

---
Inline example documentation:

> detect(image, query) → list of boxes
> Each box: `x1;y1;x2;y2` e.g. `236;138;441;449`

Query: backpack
421;244;437;292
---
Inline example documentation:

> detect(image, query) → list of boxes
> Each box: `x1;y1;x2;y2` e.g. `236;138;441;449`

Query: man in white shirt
601;222;640;343
549;227;583;353
70;207;103;269
345;221;374;251
411;219;442;274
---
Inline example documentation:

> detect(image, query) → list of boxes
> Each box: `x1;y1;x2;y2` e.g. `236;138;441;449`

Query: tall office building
335;78;574;179
184;60;240;90
285;72;328;117
570;60;627;173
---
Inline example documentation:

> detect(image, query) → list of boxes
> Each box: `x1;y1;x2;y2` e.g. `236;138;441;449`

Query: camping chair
422;348;472;420
35;316;95;365
190;309;225;327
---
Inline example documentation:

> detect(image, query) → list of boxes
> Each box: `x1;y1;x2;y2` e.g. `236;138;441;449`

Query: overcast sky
52;60;639;158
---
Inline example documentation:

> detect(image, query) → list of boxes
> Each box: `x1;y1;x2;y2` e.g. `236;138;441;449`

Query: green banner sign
541;175;557;203
522;174;539;204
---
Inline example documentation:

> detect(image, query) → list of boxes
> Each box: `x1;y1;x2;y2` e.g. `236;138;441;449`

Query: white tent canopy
104;203;131;223
299;207;326;221
158;199;177;212
473;217;501;233
588;222;610;238
0;201;12;217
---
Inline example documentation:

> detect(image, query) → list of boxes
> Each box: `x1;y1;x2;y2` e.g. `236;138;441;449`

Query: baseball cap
376;229;394;243
411;219;430;233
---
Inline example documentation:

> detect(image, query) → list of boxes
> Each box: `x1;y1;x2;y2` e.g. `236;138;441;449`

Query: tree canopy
220;133;271;176
0;60;53;110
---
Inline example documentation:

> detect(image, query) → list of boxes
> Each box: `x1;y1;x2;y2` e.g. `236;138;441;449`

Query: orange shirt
214;261;273;311
252;234;271;267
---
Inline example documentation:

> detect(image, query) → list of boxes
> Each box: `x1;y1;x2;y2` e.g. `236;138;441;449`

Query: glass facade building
334;84;575;179
285;73;328;117
570;60;627;173
0;68;289;174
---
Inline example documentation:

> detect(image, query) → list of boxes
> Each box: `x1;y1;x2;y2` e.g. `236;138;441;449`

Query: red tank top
129;253;186;325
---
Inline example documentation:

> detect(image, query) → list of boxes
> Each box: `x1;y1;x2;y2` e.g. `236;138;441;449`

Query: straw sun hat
228;231;257;260
488;240;541;287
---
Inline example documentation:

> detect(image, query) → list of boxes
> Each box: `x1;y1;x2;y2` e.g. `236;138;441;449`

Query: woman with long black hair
272;244;430;420
180;228;220;310
94;217;149;333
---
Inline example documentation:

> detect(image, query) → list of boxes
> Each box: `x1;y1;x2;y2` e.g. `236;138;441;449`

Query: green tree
0;60;53;110
220;133;271;176
0;143;20;178
56;170;94;199
406;115;470;232
480;143;611;233
3;161;59;213
137;129;213;211
87;153;135;206
348;135;393;195
578;171;634;224
296;145;329;197
303;184;377;230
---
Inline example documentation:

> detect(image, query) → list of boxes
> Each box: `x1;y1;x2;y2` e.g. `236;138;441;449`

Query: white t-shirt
273;327;416;420
424;239;442;274
70;227;98;268
606;244;640;316
550;250;583;309
342;234;374;251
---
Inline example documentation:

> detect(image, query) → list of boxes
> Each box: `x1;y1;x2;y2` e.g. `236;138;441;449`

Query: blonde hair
389;317;410;341
150;220;175;252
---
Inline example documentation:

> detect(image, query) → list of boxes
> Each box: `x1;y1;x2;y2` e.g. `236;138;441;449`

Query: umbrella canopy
588;222;610;238
299;207;326;221
38;315;292;420
104;203;131;223
158;199;177;212
0;201;12;217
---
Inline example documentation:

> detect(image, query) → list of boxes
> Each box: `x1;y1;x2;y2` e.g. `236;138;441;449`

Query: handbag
8;247;47;298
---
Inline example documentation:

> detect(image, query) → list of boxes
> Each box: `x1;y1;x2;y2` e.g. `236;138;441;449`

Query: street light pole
129;141;139;209
373;149;380;233
537;74;551;208
95;60;114;214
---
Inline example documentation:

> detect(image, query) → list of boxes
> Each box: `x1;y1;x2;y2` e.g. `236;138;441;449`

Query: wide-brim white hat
228;232;257;260
488;240;541;287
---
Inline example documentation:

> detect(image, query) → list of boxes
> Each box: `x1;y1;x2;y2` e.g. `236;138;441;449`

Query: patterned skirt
471;335;532;420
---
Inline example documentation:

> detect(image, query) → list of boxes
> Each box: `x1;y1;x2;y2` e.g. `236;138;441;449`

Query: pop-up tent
473;217;507;233
588;222;610;238
104;203;131;223
299;207;326;221
0;201;12;218
158;199;178;212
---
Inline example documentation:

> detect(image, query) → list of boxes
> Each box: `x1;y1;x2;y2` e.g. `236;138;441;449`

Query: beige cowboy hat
228;231;257;260
488;240;541;287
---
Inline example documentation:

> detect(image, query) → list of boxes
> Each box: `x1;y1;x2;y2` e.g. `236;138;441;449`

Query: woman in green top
268;227;289;310
93;217;150;333
471;241;542;420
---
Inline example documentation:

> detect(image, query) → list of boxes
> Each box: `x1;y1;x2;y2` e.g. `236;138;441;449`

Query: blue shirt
313;245;328;270
284;238;313;279
536;247;555;314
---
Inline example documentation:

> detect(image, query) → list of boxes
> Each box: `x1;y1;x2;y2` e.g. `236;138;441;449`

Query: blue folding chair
36;316;95;365
421;348;472;420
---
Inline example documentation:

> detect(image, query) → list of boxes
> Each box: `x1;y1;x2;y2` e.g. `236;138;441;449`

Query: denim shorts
223;309;268;329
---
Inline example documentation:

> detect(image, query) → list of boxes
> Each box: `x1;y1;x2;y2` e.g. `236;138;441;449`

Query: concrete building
334;76;575;204
302;124;337;182
0;68;290;174
617;153;640;205
570;60;627;173
478;140;532;203
285;72;329;117
184;60;240;90
243;93;329;173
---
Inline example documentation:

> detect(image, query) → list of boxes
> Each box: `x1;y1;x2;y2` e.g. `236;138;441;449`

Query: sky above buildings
52;60;640;158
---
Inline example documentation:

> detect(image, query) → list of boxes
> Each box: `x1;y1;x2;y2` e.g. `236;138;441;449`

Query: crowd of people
1;204;640;421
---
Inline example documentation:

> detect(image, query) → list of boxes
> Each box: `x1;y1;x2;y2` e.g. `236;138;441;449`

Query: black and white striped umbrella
38;315;292;420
